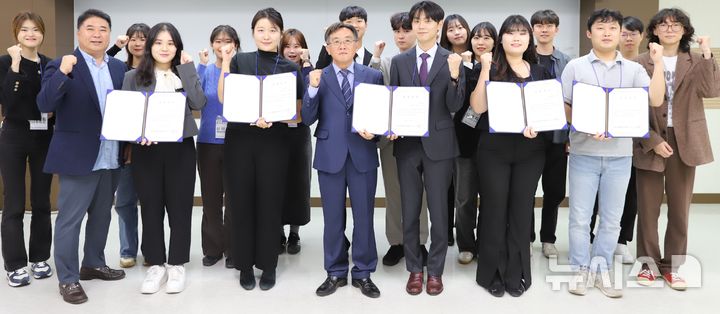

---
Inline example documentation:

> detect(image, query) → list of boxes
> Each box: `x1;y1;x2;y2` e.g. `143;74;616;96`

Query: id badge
215;116;227;139
461;106;480;128
29;113;49;130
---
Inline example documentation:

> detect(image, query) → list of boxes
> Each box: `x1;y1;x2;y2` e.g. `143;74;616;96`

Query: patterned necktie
419;52;430;85
340;69;353;111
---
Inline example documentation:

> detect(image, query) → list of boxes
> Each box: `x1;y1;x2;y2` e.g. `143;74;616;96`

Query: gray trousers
54;169;119;284
454;156;480;253
379;141;428;245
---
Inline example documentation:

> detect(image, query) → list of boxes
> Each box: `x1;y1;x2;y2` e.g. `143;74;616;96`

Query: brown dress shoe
79;265;126;281
426;275;443;295
406;272;424;295
59;282;88;304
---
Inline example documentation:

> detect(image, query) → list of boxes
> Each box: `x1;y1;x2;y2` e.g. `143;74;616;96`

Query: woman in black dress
217;8;305;291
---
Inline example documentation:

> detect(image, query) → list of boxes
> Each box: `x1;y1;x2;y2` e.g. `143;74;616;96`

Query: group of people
0;0;716;305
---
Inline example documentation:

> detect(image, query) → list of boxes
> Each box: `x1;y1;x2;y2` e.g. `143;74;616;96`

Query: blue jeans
115;165;139;258
568;154;630;272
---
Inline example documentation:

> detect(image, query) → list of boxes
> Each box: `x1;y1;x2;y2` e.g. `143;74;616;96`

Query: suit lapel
426;47;448;85
353;63;366;86
673;52;692;93
108;60;124;90
405;47;419;86
323;66;345;104
73;49;101;113
363;48;373;66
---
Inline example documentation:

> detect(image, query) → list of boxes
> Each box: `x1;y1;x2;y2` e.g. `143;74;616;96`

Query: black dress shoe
279;234;287;255
259;269;276;290
382;245;404;266
225;257;235;269
59;282;88;304
239;270;256;290
287;232;301;254
421;245;429;267
488;279;505;297
448;235;455;246
316;276;348;296
506;280;527;297
202;255;222;266
352;277;381;298
79;266;125;281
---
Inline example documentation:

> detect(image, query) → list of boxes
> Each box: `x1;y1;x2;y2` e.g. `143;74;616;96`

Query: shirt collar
416;43;438;60
79;48;109;66
332;61;355;75
588;49;624;65
355;46;365;60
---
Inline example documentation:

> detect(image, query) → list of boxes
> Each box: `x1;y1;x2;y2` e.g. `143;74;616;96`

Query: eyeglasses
657;23;683;32
327;39;357;47
621;31;641;38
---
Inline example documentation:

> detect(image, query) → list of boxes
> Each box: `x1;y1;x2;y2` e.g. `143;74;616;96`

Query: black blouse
0;54;54;129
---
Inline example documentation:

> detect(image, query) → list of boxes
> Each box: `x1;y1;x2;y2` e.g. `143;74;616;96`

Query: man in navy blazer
302;23;383;299
36;9;127;304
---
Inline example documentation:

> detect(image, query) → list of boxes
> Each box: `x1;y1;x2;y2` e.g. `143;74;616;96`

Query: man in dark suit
389;1;464;296
36;9;127;304
315;6;373;69
302;23;384;299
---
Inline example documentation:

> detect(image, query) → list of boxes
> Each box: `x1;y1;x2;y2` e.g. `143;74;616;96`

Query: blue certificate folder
100;89;187;143
570;81;650;138
351;83;430;137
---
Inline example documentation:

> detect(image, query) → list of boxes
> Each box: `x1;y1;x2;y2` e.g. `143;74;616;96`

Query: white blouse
154;68;182;92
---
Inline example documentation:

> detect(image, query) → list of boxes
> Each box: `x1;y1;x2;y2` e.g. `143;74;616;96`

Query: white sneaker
165;265;186;294
457;251;474;264
140;265;167;294
594;272;623;298
614;244;635;264
542;243;559;258
568;270;589;296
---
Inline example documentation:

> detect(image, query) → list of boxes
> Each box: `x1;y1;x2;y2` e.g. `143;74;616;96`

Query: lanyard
589;58;623;88
255;51;280;76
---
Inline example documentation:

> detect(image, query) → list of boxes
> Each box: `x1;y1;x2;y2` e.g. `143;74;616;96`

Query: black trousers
0;124;53;271
197;142;231;259
475;135;544;290
590;167;638;244
132;138;196;266
531;140;566;244
225;124;289;271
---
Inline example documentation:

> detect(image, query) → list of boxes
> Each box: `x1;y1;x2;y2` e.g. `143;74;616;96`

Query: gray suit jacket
389;46;465;161
121;62;206;139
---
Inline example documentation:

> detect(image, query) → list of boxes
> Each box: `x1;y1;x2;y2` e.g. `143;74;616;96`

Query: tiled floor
0;205;718;313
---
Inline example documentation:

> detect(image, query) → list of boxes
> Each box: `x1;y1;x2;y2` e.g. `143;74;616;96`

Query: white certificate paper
486;81;525;133
222;72;297;123
571;82;607;135
101;90;146;141
143;92;186;142
390;86;429;137
607;87;649;138
352;83;391;135
523;79;567;132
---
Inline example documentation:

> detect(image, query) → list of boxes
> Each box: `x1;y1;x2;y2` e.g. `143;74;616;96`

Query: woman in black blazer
122;22;206;295
468;15;550;298
0;11;54;287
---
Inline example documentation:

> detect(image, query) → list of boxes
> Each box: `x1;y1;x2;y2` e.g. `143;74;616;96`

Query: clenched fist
59;55;77;75
697;36;712;58
648;42;664;64
447;53;462;79
180;51;193;64
480;52;493;68
199;49;209;65
309;69;322;88
220;44;235;66
116;35;129;48
301;48;310;62
460;50;473;63
373;40;386;58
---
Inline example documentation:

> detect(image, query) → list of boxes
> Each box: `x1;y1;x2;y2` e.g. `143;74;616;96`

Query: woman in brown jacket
634;8;719;291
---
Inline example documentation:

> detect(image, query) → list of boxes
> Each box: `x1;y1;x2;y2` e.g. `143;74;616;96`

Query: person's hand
386;134;399;141
309;69;322;88
221;44;235;66
255;117;272;129
139;138;158;146
180;51;193;64
653;141;674;158
7;44;22;64
358;129;375;140
198;49;209;65
59;55;77;75
461;50;473;63
480;52;492;68
649;42;664;64
301;48;310;62
523;126;538;139
697;36;712;58
447;53;462;79
373;40;386;58
591;132;609;141
115;35;129;48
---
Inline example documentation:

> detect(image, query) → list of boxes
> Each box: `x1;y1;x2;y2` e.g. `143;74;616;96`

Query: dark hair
77;9;111;29
409;1;444;23
210;25;240;49
440;14;471;52
646;8;694;53
281;28;308;65
339;6;367;22
251;8;283;32
390;12;412;31
324;22;359;42
470;22;498;54
586;9;623;31
11;11;45;42
124;23;150;68
622;16;644;33
136;23;184;87
531;9;560;26
493;15;537;81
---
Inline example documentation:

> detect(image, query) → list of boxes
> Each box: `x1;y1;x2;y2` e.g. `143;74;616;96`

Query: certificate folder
570;81;650;138
485;79;568;133
351;83;430;137
222;72;298;123
101;90;187;142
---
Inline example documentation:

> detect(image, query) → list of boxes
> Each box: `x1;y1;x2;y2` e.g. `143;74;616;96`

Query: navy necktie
419;53;430;85
340;69;352;111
